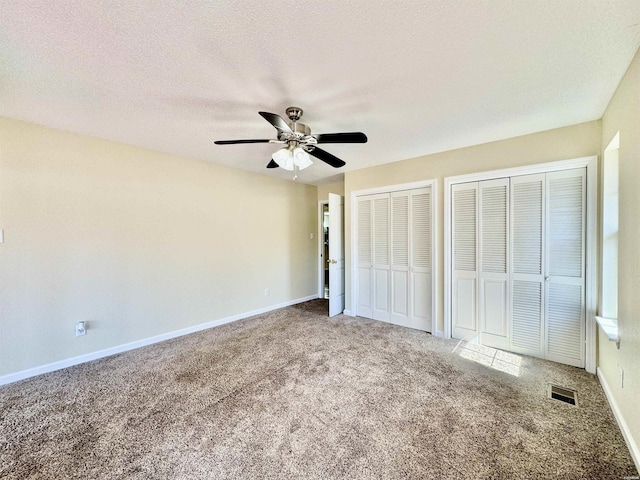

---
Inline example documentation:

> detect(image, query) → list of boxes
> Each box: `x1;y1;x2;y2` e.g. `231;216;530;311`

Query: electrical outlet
310;233;314;240
75;321;86;337
264;288;270;297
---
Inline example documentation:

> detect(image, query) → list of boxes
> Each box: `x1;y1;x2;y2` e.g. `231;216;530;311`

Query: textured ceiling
2;1;640;185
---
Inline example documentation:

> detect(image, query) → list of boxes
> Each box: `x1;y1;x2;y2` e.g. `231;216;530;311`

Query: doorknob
330;259;338;264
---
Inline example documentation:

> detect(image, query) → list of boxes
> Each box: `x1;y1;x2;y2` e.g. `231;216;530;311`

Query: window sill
595;316;619;348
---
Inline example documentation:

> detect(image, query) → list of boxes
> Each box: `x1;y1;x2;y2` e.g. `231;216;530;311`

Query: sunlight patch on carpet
454;340;522;377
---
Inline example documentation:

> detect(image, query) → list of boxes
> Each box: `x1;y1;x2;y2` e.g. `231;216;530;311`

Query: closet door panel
452;183;478;339
390;193;410;323
372;195;390;321
545;168;586;367
510;174;545;358
356;197;373;318
479;178;509;349
410;188;432;331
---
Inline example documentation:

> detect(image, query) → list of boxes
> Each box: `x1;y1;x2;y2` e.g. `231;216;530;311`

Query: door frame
350;179;437;334
318;200;329;299
444;156;598;373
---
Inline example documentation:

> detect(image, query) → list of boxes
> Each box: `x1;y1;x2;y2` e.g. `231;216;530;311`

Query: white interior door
328;193;345;317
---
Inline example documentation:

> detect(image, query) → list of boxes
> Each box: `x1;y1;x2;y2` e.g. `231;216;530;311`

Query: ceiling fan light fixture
272;146;313;171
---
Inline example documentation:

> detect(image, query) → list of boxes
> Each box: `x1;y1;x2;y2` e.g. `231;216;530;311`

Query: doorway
319;201;330;300
318;194;346;317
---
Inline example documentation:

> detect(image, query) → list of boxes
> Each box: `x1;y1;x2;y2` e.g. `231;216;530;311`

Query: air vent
548;384;577;406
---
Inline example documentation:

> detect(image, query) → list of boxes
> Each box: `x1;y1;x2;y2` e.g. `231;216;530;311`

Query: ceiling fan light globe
293;147;313;170
272;147;294;170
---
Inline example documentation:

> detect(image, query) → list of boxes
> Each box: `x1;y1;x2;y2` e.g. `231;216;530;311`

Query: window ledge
595;316;619;348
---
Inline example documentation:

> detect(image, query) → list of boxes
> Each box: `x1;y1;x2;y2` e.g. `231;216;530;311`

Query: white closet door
390;192;410;325
356;197;373;318
478;179;509;349
410;188;432;331
510;173;545;358
545;168;586;367
372;195;391;321
452;182;478;340
356;187;433;329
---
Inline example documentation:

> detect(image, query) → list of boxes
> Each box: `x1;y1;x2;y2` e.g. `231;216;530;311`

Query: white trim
584;155;598;374
444;156;598;372
445;156;596;185
0;294;318;387
318;200;329;299
350;179;437;334
597;367;640;472
431;181;439;336
343;309;354;317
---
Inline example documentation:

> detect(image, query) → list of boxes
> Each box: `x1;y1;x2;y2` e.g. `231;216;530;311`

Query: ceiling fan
214;107;367;177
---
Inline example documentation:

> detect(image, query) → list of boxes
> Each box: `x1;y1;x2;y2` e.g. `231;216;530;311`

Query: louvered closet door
452;183;478;339
410;188;432;331
478;179;509;350
510;174;545;358
389;188;433;331
372;194;391;321
356;197;373;318
544;169;585;367
390;192;410;325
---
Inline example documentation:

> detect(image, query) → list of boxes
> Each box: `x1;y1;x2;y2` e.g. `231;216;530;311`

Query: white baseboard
597;367;640;472
342;309;354;317
435;329;446;338
0;294;318;387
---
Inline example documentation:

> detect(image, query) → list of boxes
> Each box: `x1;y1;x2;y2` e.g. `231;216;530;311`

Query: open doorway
318;194;345;317
318;201;329;300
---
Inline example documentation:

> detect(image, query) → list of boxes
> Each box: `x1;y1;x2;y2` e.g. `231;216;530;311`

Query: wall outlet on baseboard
75;321;86;337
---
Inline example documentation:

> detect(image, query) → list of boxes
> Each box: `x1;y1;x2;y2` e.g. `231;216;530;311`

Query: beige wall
599;47;640;463
344;120;602;332
317;181;345;203
0;117;318;377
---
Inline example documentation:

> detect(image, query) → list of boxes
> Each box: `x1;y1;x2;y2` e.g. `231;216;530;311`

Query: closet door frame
350;179;437;334
444;156;597;373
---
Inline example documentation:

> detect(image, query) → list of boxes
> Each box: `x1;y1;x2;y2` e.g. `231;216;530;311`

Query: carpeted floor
0;299;637;479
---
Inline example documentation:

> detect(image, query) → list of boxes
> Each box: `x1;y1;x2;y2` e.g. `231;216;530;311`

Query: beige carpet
1;300;637;479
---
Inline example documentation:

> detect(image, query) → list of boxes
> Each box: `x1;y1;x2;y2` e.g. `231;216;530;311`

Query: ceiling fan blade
214;139;271;145
314;132;368;144
307;147;346;168
266;159;279;169
258;112;293;134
